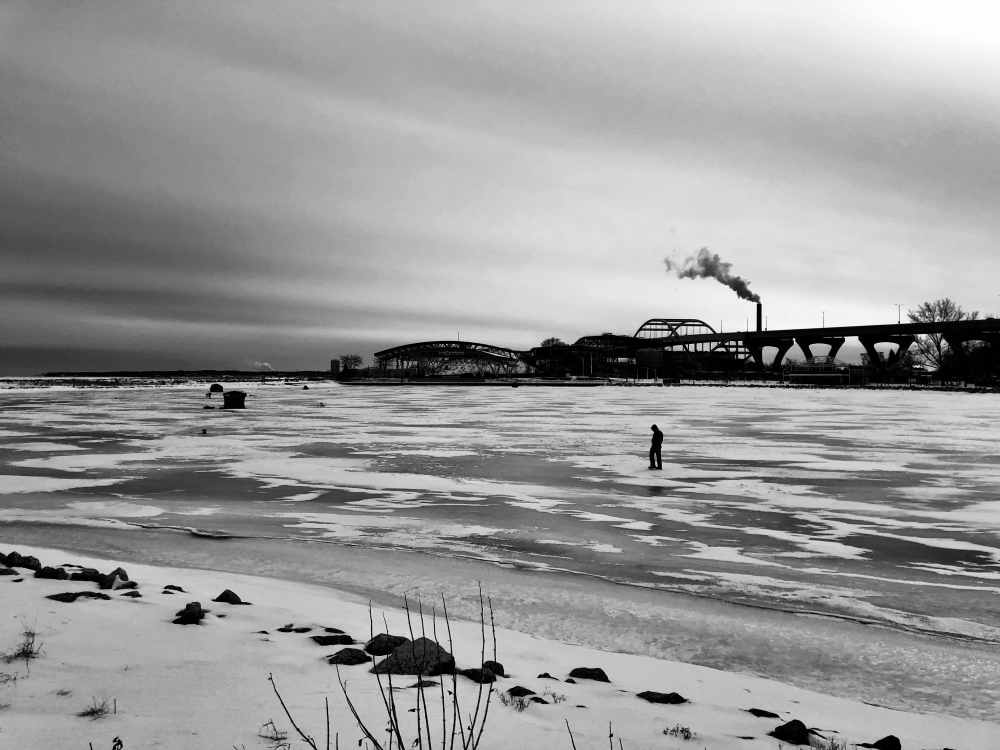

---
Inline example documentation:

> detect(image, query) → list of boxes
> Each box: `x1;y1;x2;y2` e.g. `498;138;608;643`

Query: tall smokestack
756;303;762;332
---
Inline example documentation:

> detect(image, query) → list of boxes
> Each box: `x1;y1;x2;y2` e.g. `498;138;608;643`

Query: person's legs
649;445;656;468
654;445;662;469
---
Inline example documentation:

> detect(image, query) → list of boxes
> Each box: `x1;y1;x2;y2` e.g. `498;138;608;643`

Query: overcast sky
2;1;999;373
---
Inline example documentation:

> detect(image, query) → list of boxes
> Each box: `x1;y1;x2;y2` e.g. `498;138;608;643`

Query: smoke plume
253;361;274;371
664;248;761;303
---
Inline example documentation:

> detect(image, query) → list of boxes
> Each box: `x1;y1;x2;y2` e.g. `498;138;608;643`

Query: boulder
99;574;126;590
173;602;208;625
212;589;250;605
70;568;104;583
222;391;247;409
164;585;185;592
746;708;781;719
371;637;455;676
0;568;18;576
637;691;687;705
116;581;138;590
302;385;309;390
108;567;129;582
507;686;536;698
323;626;346;634
483;660;505;677
568;667;610;683
529;696;549;704
459;668;496;684
859;737;901;750
311;634;353;646
162;589;176;595
120;591;142;598
365;633;410;656
209;383;224;393
46;591;111;603
537;672;557;679
0;551;7;565
564;678;576;684
35;566;69;580
768;720;811;745
327;648;372;666
409;679;438;689
6;552;41;571
277;624;296;632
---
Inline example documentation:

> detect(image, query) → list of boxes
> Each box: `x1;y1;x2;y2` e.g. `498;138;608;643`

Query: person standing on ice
649;424;663;470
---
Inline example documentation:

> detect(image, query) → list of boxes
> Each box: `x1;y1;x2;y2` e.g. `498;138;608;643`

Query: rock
323;627;345;634
564;678;576;684
0;568;17;576
529;696;549;704
212;589;250;605
483;660;505;677
859;737;902;750
222;391;247;409
372;637;456;676
459;668;496;684
327;648;372;666
109;567;129;582
209;383;224;393
302;385;309;390
409;679;438;688
277;624;296;632
35;566;70;580
506;686;536;698
173;602;208;625
365;633;410;656
537;672;556;679
637;691;687;705
768;720;811;745
746;708;781;719
162;589;175;595
46;591;112;603
0;551;7;565
6;552;41;571
568;667;610;683
116;581;138;590
99;574;126;590
256;630;269;634
293;627;312;633
164;585;185;592
311;634;353;646
70;568;104;583
120;591;142;598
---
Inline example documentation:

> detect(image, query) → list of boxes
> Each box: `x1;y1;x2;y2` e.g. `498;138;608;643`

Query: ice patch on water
680;541;787;567
0;475;124;493
280;492;325;502
66;500;164;517
6;441;87;452
537;539;623;554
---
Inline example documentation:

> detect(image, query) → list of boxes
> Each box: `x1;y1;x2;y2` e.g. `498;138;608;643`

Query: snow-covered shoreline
0;543;994;750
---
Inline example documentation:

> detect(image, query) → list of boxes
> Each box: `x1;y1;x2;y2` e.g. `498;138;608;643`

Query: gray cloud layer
2;1;999;372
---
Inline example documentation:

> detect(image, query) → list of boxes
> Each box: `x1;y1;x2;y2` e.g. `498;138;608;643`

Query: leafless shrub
0;672;17;686
498;692;527;712
258;719;290;749
3;622;43;671
542;686;566;704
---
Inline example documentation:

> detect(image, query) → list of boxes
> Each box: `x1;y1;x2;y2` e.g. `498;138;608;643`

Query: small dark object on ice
209;383;224;393
222;391;247;409
116;581;137;590
256;630;269;634
212;589;250;605
0;568;18;576
120;591;142;598
507;686;536;698
537;672;556;679
173;602;208;625
164;585;185;592
410;679;438;688
529;696;548;704
459;667;496;684
203;406;214;410
311;633;352;646
483;659;505;677
564;678;576;684
569;667;610;683
323;626;345;634
326;648;372;666
746;708;780;718
364;633;409;655
859;736;902;750
637;691;687;705
35;566;69;580
46;591;111;603
371;637;455;676
302;385;309;390
162;589;175;595
768;720;812;745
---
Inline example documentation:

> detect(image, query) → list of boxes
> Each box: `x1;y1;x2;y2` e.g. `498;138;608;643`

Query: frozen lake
2;382;1000;718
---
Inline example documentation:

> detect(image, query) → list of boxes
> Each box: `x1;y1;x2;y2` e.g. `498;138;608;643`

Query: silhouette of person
649;424;663;470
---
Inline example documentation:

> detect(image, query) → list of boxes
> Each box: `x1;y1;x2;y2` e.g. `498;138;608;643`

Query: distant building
330;359;340;376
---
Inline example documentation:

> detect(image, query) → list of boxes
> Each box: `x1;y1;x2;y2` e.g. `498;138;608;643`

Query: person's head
651;424;658;431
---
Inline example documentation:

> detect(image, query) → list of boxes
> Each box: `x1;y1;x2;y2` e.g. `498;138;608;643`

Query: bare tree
907;298;978;371
540;337;565;347
339;354;364;370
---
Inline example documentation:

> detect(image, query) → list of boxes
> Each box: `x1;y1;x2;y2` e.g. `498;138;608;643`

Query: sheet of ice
0;475;124;493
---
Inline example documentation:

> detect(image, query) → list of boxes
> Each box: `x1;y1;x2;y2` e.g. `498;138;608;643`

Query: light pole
895;304;902;324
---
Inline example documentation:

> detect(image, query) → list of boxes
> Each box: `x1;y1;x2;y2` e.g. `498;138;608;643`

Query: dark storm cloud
1;1;999;372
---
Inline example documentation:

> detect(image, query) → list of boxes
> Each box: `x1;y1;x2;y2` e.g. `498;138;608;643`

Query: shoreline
1;543;996;750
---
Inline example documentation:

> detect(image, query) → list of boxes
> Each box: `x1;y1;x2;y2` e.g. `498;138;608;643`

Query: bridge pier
858;334;915;367
748;337;795;371
794;336;846;360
